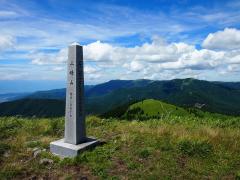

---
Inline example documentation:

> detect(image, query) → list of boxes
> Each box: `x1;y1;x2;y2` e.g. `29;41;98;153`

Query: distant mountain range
0;92;31;103
0;99;65;117
0;78;240;117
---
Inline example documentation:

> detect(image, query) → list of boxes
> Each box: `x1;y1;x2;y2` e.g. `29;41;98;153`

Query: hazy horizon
1;77;240;94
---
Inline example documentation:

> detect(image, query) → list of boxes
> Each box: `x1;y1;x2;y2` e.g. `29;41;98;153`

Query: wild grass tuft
177;139;213;157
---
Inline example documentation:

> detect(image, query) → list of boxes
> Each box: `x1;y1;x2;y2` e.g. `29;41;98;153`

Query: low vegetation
1;113;240;179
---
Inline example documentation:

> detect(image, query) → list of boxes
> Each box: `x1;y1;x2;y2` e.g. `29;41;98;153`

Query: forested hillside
1;78;240;117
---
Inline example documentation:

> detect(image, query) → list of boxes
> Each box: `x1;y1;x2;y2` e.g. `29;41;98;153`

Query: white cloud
227;64;240;72
129;61;144;72
29;35;232;79
11;27;238;82
83;38;195;64
2;1;240;82
0;10;18;18
84;41;115;62
86;73;102;80
83;38;226;73
0;35;15;51
52;66;64;71
84;65;99;74
202;28;240;50
31;48;67;65
0;72;29;80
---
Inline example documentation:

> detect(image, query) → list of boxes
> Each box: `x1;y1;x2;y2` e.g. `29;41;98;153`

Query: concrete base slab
50;137;99;158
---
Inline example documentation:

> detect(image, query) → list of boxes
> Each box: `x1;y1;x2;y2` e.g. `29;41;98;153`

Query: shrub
0;118;22;139
139;148;151;158
236;171;240;180
177;139;213;157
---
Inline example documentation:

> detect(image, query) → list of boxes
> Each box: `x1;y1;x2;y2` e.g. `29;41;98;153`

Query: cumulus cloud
28;29;240;82
130;61;143;72
83;38;195;64
202;28;240;50
83;38;226;72
31;38;222;76
31;48;67;65
84;41;115;62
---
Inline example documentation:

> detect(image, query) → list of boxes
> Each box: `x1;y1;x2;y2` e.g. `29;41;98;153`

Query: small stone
40;158;53;165
29;175;37;180
32;147;40;152
33;149;42;158
3;151;10;157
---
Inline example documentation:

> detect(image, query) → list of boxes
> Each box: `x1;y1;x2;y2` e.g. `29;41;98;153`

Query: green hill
101;99;229;120
123;99;189;120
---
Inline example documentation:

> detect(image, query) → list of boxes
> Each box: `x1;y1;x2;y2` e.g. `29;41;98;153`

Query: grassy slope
127;99;189;117
1;115;240;179
123;99;232;121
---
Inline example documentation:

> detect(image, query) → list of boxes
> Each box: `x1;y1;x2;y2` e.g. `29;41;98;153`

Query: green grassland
124;99;189;120
1;114;240;179
122;99;228;121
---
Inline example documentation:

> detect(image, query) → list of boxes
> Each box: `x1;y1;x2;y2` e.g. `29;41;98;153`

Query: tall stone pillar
65;43;86;144
50;43;99;158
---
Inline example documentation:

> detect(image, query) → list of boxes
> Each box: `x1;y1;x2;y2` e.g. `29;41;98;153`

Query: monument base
50;137;99;158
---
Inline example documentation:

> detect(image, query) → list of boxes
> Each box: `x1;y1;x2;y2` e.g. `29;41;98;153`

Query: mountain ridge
1;78;240;117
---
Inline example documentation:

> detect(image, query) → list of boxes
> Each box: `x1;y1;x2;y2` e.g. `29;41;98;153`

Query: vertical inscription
69;61;74;118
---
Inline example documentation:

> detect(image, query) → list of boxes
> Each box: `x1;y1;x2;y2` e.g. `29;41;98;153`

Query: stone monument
50;43;99;157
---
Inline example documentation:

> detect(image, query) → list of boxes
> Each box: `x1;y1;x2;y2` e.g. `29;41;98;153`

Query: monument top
70;42;81;46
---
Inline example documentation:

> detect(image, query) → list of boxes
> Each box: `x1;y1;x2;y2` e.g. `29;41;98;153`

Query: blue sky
1;0;240;93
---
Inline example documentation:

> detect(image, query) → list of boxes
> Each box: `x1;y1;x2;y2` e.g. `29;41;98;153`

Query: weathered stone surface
33;149;41;158
50;137;99;158
40;158;54;165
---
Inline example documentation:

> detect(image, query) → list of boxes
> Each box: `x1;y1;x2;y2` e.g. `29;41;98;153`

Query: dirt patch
108;157;129;177
12;164;98;180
